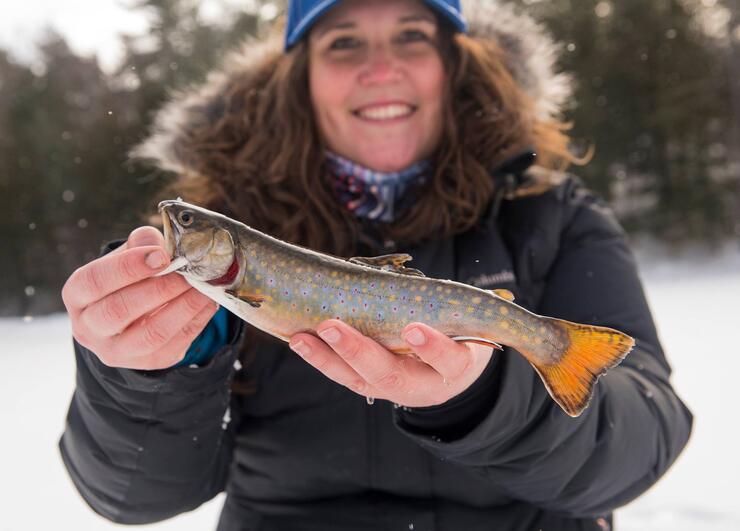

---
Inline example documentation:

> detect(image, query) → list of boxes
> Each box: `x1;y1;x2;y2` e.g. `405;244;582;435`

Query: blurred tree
510;0;736;242
0;1;270;315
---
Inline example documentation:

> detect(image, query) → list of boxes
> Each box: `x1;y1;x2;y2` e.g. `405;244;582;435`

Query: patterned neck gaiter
326;151;433;223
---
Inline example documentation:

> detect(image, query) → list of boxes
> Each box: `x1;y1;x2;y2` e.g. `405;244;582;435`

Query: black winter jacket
59;175;692;531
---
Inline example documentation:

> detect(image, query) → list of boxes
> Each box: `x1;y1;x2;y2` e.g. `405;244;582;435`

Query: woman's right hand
62;226;219;370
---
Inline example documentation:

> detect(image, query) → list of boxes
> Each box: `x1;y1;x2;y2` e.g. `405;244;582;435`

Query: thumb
126;226;165;249
109;226;165;256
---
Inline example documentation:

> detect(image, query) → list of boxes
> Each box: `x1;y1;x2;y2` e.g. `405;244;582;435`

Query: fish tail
528;319;634;417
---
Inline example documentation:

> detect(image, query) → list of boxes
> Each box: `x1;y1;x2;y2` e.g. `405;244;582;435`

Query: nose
358;44;402;86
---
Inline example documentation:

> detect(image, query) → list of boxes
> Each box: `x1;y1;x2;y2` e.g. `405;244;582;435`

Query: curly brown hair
155;22;583;259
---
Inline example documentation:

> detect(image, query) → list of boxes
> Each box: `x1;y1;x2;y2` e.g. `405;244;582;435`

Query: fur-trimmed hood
132;0;573;177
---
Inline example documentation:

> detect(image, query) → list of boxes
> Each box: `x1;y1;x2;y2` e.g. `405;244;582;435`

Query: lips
353;102;416;121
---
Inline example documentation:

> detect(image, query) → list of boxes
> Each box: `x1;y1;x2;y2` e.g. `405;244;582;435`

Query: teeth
358;104;414;121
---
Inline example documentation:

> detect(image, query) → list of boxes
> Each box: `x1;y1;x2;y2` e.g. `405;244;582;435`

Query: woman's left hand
289;319;495;408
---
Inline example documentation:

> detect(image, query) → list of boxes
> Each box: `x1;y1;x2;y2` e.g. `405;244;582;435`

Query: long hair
153;22;585;391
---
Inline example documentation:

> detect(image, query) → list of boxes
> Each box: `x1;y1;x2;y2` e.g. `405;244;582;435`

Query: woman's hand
61;226;218;370
289;319;495;408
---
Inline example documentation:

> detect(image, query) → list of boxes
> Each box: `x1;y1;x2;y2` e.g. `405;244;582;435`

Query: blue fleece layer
175;306;229;367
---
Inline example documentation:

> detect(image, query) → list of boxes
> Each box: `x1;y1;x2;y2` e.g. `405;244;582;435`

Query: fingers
317;319;415;393
99;288;218;368
401;322;476;381
77;272;193;337
63;245;171;312
62;226;168;314
289;332;372;396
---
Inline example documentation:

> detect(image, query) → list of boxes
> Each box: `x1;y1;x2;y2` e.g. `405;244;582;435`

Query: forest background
1;0;739;316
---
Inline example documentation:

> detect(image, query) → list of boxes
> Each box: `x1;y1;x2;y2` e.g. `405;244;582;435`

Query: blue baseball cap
285;0;468;50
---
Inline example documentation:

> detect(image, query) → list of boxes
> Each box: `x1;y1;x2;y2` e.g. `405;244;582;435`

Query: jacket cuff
393;351;502;442
78;311;246;395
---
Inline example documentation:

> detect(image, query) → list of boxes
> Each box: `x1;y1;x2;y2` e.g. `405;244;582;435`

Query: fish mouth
159;201;181;259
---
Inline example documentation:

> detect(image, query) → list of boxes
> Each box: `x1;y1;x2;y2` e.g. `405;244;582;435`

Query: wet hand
289;319;495;408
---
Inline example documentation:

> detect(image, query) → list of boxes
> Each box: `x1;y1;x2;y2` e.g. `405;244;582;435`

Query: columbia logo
467;270;517;288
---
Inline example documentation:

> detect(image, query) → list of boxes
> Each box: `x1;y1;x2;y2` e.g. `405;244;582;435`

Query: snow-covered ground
1;243;738;531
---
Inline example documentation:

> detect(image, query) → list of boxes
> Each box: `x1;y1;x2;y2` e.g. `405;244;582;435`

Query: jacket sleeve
393;185;693;517
58;241;247;524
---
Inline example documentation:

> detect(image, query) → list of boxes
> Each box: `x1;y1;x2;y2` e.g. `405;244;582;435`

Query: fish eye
178;210;195;226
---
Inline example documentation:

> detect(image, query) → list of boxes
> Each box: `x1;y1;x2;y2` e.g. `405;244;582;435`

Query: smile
353;103;416;122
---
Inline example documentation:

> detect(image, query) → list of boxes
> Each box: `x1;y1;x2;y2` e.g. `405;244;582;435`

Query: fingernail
290;340;311;357
318;326;341;344
404;327;426;346
145;251;167;269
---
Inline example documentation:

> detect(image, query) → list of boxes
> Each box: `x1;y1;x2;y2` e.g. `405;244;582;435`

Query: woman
59;1;692;530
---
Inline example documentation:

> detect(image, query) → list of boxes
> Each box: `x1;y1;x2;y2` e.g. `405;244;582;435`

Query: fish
158;199;634;417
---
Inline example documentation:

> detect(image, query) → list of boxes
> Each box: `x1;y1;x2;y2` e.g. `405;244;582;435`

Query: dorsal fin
348;254;426;277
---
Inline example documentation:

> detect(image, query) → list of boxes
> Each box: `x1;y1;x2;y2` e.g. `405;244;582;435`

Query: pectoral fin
349;253;426;277
226;289;265;308
449;336;504;351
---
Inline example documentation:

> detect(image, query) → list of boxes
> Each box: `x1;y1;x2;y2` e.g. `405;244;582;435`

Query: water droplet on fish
24;286;35;297
645;390;654;399
366;397;375;405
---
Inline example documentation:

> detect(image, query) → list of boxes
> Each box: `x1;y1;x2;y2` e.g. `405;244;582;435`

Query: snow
1;244;738;530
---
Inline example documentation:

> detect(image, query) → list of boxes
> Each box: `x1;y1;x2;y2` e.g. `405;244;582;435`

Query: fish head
158;200;238;284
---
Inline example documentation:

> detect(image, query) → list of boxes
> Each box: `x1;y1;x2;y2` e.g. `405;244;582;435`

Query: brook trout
158;199;634;417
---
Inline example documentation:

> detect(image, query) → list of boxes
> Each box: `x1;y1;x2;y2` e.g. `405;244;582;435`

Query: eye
178;210;195;226
330;36;361;50
398;30;430;43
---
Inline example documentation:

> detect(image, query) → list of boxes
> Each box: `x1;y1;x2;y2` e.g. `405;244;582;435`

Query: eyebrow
399;14;437;24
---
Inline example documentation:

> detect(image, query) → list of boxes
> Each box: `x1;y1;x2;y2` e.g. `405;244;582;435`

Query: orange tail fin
530;319;634;417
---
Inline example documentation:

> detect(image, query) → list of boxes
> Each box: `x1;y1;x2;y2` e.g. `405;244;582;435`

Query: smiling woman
58;1;692;530
308;0;446;171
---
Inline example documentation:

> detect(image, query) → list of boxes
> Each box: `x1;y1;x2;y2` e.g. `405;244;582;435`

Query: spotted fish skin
159;200;634;417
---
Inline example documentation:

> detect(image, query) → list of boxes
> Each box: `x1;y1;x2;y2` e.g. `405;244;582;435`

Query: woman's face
308;0;446;172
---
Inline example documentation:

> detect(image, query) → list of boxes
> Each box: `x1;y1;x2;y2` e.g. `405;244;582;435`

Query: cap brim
285;0;468;50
